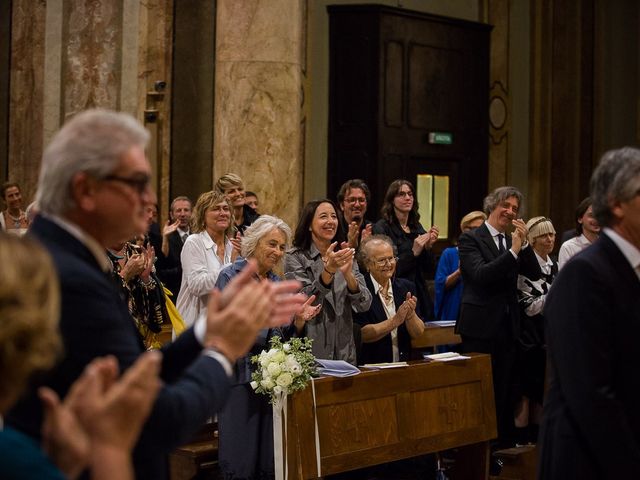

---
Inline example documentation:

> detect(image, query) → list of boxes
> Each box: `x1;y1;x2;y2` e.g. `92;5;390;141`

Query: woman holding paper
354;235;425;364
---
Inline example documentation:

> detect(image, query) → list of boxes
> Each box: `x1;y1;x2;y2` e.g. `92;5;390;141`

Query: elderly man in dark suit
538;147;640;479
457;186;531;447
7;109;306;480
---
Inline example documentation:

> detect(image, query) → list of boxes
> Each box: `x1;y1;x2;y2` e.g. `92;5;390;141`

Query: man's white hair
36;109;149;215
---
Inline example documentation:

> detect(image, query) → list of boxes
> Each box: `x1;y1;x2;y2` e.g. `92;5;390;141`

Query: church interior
1;1;639;479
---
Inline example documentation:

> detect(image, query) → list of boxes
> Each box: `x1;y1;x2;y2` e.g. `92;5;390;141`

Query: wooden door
328;5;490;247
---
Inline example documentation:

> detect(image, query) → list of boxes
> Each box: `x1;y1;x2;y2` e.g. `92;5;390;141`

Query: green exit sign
428;132;453;145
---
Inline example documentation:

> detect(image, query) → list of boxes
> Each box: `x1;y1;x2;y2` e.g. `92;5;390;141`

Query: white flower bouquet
250;336;317;404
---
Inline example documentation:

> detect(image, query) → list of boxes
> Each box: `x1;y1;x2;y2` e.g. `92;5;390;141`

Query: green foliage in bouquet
250;336;317;404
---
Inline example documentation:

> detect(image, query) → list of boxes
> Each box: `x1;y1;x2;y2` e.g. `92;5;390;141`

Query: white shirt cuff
194;312;233;377
202;349;233;377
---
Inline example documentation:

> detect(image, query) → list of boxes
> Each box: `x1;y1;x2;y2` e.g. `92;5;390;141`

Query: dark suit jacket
457;223;535;340
538;233;640;479
156;229;184;298
8;216;231;480
354;275;418;364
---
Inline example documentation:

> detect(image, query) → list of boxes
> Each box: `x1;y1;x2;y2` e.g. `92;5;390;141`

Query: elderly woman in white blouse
176;190;236;328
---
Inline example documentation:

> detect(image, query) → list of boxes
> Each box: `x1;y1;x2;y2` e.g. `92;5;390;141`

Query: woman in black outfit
372;179;438;320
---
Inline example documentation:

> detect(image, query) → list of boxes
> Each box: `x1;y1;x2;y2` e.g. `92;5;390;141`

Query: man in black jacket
457;186;532;446
156;195;192;297
538;147;640;479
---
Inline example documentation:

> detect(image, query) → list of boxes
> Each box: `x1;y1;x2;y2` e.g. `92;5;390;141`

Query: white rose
276;372;293;388
273;385;283;395
283;343;291;352
267;362;282;376
250;381;258;390
261;378;275;390
272;351;286;363
290;364;302;374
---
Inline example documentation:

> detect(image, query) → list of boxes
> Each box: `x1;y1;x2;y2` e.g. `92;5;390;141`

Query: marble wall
6;0;174;219
214;0;305;228
8;0;46;203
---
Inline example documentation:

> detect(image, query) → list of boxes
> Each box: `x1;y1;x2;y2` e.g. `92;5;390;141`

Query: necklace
6;211;24;228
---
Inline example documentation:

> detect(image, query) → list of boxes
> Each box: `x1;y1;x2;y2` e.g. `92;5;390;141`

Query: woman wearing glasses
284;200;371;365
354;235;425;364
372;179;439;320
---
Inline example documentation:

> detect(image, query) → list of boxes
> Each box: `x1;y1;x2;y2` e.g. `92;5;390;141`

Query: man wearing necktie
456;186;533;452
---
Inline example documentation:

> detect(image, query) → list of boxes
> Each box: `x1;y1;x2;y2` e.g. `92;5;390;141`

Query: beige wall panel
8;0;46;203
214;0;304;228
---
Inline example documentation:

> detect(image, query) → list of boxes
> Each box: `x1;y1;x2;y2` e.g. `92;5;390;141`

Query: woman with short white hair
215;215;320;480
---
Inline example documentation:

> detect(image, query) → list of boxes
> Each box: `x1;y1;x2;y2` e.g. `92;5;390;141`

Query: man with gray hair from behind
538;147;640;479
7;109;307;480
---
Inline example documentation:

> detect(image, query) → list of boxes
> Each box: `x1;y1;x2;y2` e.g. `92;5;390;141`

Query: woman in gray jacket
285;199;372;365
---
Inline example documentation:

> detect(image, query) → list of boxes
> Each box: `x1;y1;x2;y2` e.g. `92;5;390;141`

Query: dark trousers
461;325;516;446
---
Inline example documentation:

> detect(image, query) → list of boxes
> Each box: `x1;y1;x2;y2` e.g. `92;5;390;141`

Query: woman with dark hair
558;197;600;269
372;180;439;319
285;200;372;365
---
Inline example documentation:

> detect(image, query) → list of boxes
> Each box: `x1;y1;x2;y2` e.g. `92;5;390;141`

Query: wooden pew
169;423;219;480
284;353;496;479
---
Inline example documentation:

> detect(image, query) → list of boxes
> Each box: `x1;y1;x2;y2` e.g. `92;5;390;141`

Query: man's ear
608;194;621;217
71;172;98;211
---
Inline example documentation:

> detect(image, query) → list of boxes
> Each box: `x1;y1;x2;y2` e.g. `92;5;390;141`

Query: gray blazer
284;244;371;365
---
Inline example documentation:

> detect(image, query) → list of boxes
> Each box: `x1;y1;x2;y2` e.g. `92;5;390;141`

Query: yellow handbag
163;286;186;336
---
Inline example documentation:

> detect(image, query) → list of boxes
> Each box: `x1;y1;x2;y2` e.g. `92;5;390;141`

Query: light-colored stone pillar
214;0;305;228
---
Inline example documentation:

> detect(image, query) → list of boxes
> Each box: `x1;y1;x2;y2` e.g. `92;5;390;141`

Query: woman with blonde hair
0;233;161;479
434;211;486;320
176;190;237;328
514;216;558;444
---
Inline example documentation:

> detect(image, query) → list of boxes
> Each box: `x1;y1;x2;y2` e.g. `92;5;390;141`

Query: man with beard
337;179;373;250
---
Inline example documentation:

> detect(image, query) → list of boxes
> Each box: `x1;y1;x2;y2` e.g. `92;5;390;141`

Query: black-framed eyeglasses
103;174;151;195
395;191;413;198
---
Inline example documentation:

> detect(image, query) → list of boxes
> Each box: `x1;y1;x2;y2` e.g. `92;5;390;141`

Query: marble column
214;0;305;228
8;0;46;203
